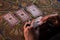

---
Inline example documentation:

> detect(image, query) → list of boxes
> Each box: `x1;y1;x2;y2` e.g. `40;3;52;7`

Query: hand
24;21;37;40
40;14;58;24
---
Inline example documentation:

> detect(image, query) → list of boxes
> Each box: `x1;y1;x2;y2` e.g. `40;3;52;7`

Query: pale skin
24;14;58;40
24;20;37;40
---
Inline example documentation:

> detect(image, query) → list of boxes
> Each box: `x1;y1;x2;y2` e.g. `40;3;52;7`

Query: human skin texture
24;14;59;40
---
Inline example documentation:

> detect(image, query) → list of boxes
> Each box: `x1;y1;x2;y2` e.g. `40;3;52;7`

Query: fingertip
31;20;34;27
24;22;28;29
27;26;33;30
50;13;58;17
24;21;31;29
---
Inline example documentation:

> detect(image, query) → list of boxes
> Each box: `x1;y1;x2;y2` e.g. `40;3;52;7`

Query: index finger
49;14;58;17
24;21;31;29
30;20;35;27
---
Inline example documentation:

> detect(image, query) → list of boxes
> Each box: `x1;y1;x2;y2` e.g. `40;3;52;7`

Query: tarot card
16;9;31;22
26;5;43;17
3;13;19;26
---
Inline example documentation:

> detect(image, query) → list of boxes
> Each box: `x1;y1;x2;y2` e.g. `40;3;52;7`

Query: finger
41;14;57;21
31;20;35;27
24;22;28;30
41;16;48;22
27;21;31;24
50;14;58;17
27;26;32;30
25;20;34;30
24;21;31;29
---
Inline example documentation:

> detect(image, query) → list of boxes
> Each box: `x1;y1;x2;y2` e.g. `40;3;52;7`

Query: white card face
3;13;19;26
16;9;31;22
26;5;43;17
34;16;43;24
